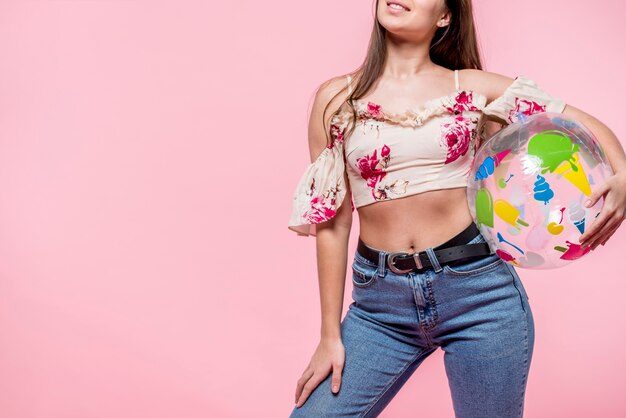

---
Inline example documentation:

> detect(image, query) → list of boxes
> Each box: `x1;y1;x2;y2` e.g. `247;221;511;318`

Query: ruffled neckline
351;89;488;128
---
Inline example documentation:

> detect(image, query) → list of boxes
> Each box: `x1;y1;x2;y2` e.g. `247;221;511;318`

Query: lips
387;1;410;11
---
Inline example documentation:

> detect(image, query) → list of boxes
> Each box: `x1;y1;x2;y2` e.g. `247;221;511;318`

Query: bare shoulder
305;73;353;163
458;69;515;103
311;73;353;120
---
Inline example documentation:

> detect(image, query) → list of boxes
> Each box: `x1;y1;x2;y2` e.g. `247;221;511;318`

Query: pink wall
0;1;624;417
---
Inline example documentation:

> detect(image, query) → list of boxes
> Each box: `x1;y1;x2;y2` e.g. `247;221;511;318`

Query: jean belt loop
425;247;443;273
377;251;387;277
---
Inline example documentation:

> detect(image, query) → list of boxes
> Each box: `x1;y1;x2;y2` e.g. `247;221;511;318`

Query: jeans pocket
351;255;379;288
442;253;504;276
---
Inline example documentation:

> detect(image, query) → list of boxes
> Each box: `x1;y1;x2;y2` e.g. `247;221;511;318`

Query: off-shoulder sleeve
482;75;567;124
288;112;354;237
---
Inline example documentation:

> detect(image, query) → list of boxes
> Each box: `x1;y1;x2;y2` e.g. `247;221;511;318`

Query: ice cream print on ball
467;112;613;269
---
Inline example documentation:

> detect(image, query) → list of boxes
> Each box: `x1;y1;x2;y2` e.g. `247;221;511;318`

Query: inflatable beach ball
468;111;614;269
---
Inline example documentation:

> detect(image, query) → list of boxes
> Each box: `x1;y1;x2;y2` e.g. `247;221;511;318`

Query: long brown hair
321;0;487;148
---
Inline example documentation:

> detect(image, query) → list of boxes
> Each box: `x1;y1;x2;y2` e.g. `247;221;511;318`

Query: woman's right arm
294;76;354;408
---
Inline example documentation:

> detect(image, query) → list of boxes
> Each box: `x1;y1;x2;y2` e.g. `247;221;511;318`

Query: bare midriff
356;186;474;254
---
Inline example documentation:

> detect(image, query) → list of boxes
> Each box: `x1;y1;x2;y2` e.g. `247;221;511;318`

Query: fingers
598;218;623;248
295;368;314;405
580;208;612;247
584;181;609;209
586;224;611;250
587;212;622;250
331;361;344;394
295;372;325;408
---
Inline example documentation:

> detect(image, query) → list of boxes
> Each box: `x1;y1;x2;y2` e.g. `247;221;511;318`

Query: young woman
287;1;626;416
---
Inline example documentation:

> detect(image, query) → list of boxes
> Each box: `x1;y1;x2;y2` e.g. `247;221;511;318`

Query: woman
287;1;626;416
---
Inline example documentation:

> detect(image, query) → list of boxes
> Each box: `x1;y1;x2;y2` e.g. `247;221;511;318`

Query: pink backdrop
0;1;624;417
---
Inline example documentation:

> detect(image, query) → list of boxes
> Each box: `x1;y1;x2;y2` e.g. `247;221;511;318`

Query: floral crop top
288;70;567;236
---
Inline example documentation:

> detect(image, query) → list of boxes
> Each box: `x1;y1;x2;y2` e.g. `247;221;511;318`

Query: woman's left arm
563;104;626;250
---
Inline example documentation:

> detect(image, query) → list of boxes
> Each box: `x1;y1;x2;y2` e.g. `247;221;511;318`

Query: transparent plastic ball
467;111;614;269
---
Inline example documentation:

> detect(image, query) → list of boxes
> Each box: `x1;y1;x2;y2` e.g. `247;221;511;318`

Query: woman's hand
294;336;345;408
579;171;626;250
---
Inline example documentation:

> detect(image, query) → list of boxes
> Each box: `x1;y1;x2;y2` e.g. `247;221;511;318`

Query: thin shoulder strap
346;74;353;95
454;69;460;90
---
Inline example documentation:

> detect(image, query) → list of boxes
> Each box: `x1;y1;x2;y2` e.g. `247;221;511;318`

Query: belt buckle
387;251;421;274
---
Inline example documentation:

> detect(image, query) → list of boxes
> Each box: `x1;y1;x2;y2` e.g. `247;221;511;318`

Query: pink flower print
507;97;547;123
440;115;473;164
329;123;345;147
366;102;384;119
379;143;390;162
374;178;410;200
355;144;395;200
355;101;387;125
445;91;479;115
356;148;385;189
303;181;343;223
304;194;337;223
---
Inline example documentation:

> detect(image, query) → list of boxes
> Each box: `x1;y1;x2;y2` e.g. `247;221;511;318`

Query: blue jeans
290;231;534;418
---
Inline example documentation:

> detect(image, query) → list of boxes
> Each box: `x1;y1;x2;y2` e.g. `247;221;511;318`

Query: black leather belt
356;222;494;274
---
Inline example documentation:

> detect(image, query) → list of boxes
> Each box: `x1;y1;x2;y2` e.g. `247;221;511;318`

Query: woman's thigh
433;254;535;418
289;305;437;418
